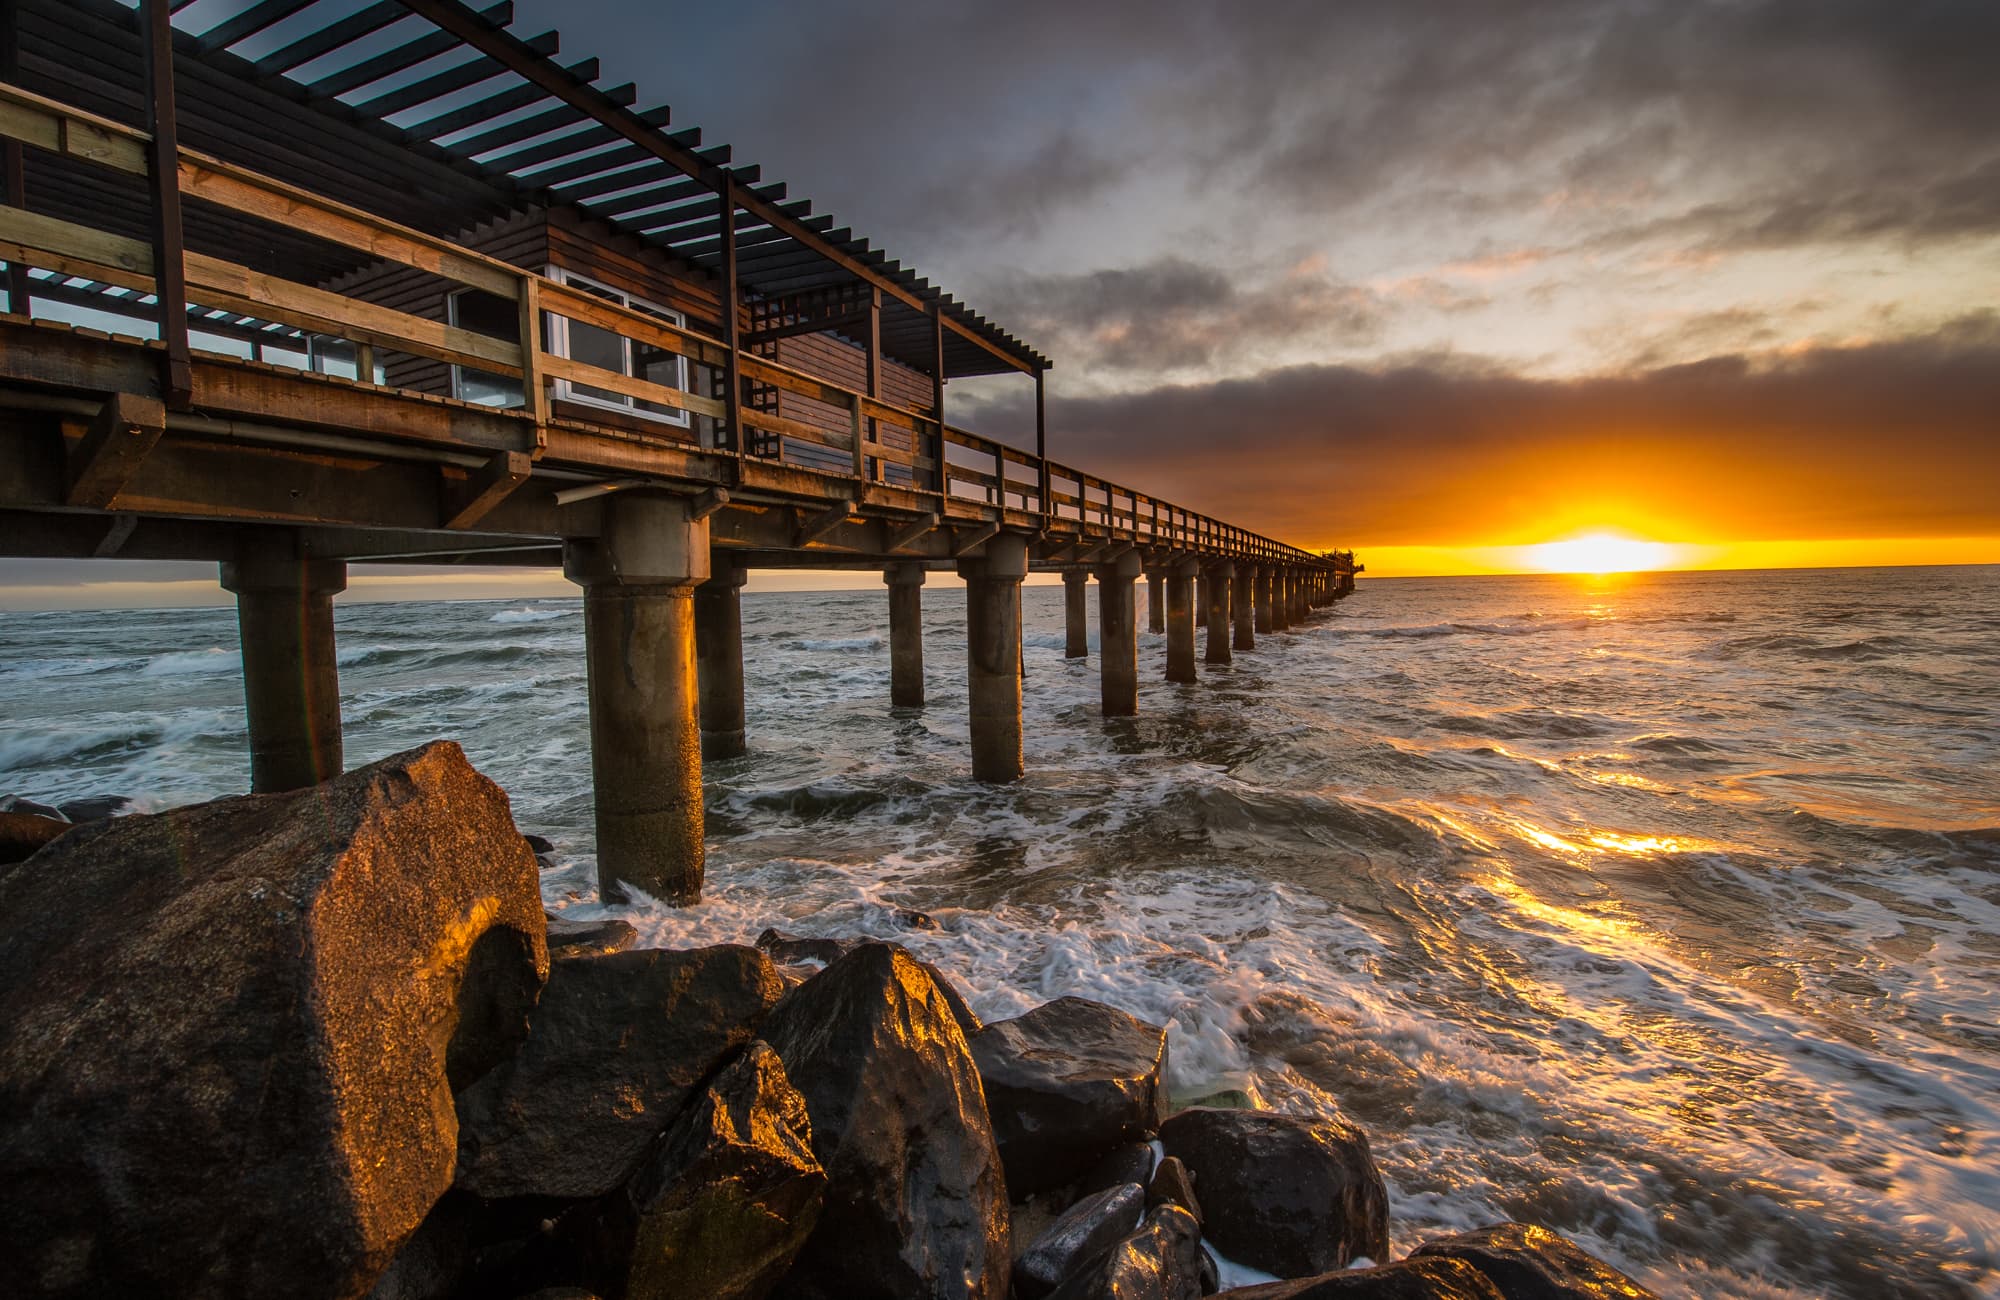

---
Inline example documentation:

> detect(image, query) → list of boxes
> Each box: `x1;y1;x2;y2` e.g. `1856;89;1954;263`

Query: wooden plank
538;279;731;367
66;391;164;509
443;448;531;529
537;350;726;418
0;205;155;282
739;405;847;447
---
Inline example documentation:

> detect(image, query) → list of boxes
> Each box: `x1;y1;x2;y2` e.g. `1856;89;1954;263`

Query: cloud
961;314;2000;547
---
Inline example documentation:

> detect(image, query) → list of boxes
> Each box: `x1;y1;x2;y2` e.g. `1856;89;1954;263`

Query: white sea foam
489;606;571;623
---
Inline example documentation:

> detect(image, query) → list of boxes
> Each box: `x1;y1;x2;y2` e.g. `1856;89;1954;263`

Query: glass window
546;268;690;426
447;288;523;408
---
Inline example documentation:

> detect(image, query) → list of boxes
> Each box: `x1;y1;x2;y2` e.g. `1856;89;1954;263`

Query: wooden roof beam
197;0;321;51
390;0;1043;375
255;2;409;77
352;32;560;119
308;3;515;99
587;170;767;220
404;64;609;140
480;106;670;175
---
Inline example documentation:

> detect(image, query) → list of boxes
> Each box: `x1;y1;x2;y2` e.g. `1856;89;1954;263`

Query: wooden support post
354;340;376;385
1035;365;1048;518
863;285;881;482
929;301;946;499
140;0;191;406
1063;569;1089;659
3;0;29;316
66;392;165;510
516;272;546;450
442;449;531;530
958;532;1027;782
886;562;925;709
695;556;747;759
220;547;346;793
717;171;742;466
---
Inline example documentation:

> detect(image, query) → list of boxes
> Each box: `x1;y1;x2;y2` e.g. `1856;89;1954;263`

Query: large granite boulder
1220;1257;1505;1298
605;1041;826;1300
0;810;69;864
1048;1202;1206;1300
761;942;1010;1299
970;996;1170;1195
1410;1224;1659;1300
456;944;784;1200
0;741;548;1299
1014;1182;1147;1300
1159;1108;1389;1277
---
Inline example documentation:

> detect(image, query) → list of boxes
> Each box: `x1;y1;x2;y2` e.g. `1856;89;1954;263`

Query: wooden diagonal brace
950;522;1000;557
66;392;165;510
885;512;938;553
688;487;731;521
442;450;531;530
793;501;855;548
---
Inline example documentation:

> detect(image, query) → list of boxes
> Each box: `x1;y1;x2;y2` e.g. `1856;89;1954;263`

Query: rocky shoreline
0;743;1660;1300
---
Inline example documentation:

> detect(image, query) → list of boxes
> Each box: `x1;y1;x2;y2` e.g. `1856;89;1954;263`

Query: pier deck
0;0;1357;902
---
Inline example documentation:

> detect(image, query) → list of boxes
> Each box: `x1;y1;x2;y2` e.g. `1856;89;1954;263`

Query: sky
6;0;1998;608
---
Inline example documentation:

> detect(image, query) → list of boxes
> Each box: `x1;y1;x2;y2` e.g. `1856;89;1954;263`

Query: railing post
929;300;946;500
140;0;191;406
1035;365;1048;519
516;271;546;449
2;0;29;317
717;169;742;468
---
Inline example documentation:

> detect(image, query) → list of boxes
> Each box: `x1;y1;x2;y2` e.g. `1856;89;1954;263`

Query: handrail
0;78;1347;569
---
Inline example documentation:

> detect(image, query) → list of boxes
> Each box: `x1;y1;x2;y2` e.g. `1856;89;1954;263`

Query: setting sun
1525;533;1679;575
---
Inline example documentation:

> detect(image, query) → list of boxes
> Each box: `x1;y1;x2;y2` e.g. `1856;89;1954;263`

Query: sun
1526;532;1677;575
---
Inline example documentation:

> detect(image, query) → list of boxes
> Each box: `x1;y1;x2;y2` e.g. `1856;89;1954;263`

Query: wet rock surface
970;996;1170;1195
597;1040;825;1300
1410;1224;1660;1300
760;942;1010;1299
1147;1155;1203;1225
56;793;132;823
1078;1140;1158;1199
1014;1181;1147;1299
1160;1107;1390;1278
755;928;856;966
0;793;63;820
456;944;784;1200
0;810;70;864
544;916;640;958
0;741;548;1299
1218;1257;1506;1299
1048;1202;1206;1300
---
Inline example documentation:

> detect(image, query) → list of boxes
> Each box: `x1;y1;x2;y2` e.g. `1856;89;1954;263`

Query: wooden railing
0;80;1334;567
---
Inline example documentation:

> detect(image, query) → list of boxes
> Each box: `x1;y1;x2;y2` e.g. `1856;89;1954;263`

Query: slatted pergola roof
8;0;1050;378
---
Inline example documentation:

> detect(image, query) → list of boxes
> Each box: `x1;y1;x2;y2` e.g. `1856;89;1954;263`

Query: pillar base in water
1096;550;1142;716
886;563;926;709
1204;561;1234;665
1063;570;1090;659
958;534;1028;782
1165;556;1198;683
695;558;747;760
220;549;347;794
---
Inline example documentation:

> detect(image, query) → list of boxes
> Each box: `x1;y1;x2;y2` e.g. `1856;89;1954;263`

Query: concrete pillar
1063;569;1090;659
1270;567;1290;631
694;557;746;759
220;549;346;793
1254;566;1274;635
1234;565;1256;651
1204;561;1234;665
885;563;926;708
565;493;710;906
958;532;1028;782
1294;572;1309;622
1165;556;1198;683
1096;550;1142;716
1147;572;1165;634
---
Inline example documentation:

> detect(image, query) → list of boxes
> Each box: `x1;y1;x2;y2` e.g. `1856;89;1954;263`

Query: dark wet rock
1078;1140;1158;1200
0;741;549;1299
1048;1202;1205;1300
595;1041;824;1300
970;996;1170;1196
1159;1108;1389;1277
925;959;984;1039
457;944;784;1200
1218;1257;1506;1299
761;942;1009;1299
756;928;856;966
895;907;938;929
1410;1224;1659;1300
366;1195;474;1300
536;852;561;871
523;833;556;855
0;810;71;864
544;916;640;958
1148;1155;1202;1226
515;1290;601;1300
56;793;132;823
1014;1182;1147;1300
773;962;820;989
1175;1087;1255;1110
1199;1246;1220;1295
0;793;64;820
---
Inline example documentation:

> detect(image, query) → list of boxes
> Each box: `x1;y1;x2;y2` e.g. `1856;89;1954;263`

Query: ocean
2;565;1995;1299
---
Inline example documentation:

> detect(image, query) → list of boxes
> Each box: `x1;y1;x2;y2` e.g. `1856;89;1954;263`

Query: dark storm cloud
959;314;2000;543
975;257;1385;371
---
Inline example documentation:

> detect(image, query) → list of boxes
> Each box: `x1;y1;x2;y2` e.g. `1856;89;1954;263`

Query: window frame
543;266;692;428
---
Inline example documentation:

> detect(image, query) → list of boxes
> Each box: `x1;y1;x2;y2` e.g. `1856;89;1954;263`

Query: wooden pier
0;0;1358;904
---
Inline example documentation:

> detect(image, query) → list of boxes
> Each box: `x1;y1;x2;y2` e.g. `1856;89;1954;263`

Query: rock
1159;1108;1388;1277
544;916;640;958
1014;1182;1147;1300
1077;1140;1157;1199
55;793;131;823
895;907;938;929
1048;1202;1205;1300
970;996;1170;1196
515;1290;602;1300
0;810;71;864
523;833;556;855
1410;1224;1659;1300
755;928;856;965
595;1041;825;1300
0;793;64;820
761;942;1009;1299
1200;1246;1220;1295
0;741;549;1299
1218;1257;1505;1299
1147;1155;1202;1226
457;944;784;1200
365;1196;473;1300
924;960;984;1039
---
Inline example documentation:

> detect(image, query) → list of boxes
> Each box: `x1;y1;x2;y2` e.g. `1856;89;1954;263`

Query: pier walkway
0;0;1357;903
